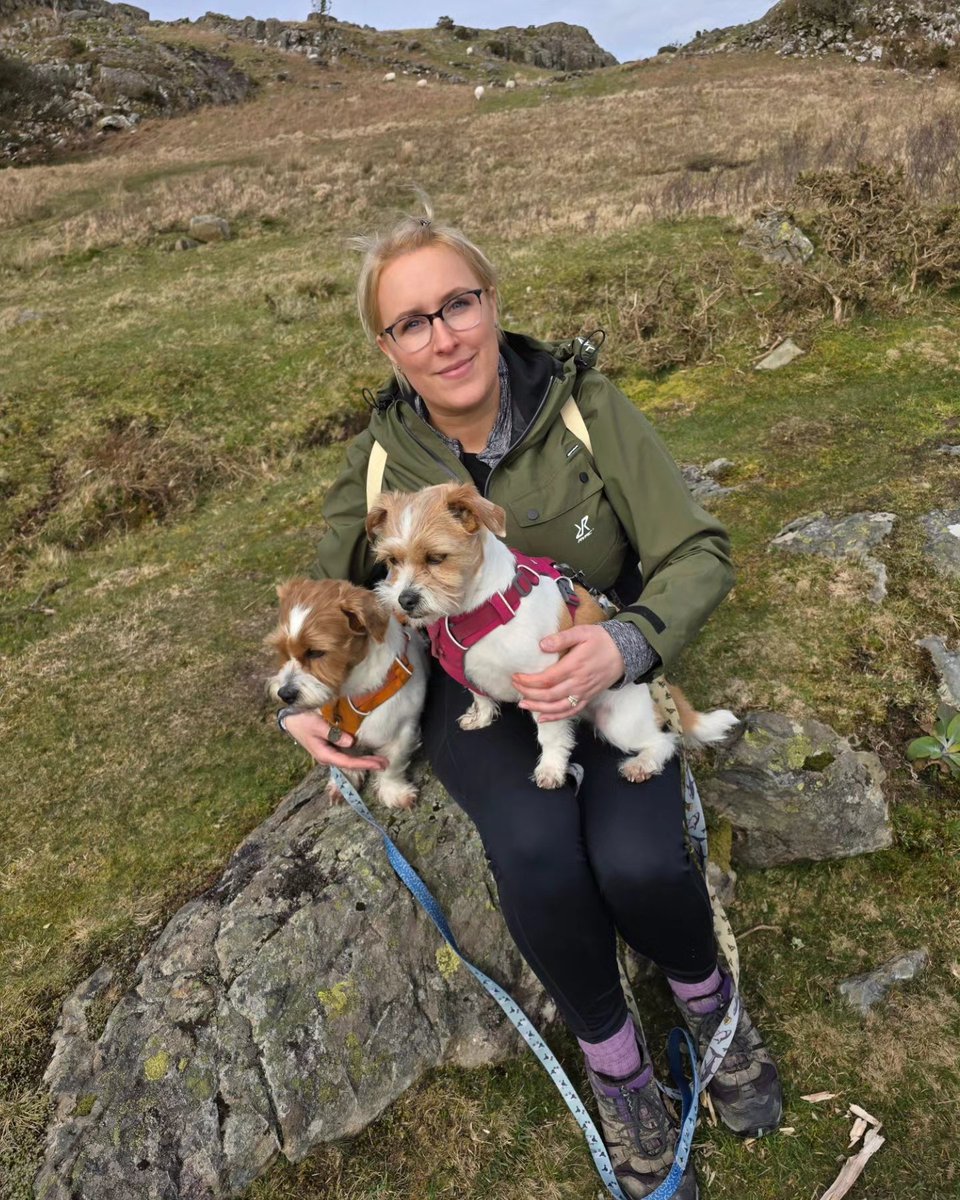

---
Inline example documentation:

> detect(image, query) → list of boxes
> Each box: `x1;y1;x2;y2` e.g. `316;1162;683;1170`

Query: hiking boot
674;972;782;1139
586;1058;698;1200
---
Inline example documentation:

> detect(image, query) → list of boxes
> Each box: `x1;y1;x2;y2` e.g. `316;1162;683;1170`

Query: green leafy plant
907;705;960;780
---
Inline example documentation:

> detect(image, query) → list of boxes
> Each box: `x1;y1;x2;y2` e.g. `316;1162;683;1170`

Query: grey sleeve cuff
603;620;662;687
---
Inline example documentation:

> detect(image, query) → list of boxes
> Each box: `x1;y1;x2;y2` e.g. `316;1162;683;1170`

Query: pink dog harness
426;551;580;694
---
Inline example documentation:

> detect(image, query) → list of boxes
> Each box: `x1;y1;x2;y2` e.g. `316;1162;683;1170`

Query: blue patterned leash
329;765;700;1200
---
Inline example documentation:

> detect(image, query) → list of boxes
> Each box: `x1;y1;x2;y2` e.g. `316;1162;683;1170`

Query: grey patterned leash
329;765;700;1200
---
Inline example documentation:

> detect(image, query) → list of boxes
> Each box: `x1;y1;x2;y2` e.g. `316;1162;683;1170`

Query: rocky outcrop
36;766;558;1200
193;12;616;72
683;2;960;71
0;2;254;163
770;510;897;604
699;711;892;867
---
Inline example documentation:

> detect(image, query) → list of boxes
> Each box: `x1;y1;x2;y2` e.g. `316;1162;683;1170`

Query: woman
280;208;782;1199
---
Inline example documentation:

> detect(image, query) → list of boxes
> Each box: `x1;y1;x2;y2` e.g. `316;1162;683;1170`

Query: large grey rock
189;214;231;243
838;949;929;1015
680;458;738;504
920;508;960;579
916;635;960;709
36;768;558;1200
94;65;158;101
96;113;136;131
770;510;897;603
740;212;814;265
700;711;891;868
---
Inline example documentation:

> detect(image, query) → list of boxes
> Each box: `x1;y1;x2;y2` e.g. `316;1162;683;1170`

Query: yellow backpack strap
366;439;388;511
560;394;592;456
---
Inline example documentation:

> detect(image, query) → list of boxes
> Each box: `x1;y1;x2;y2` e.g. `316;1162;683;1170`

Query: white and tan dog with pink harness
365;481;739;790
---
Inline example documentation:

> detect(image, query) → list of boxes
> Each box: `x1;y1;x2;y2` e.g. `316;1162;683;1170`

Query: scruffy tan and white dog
366;483;738;789
266;578;428;809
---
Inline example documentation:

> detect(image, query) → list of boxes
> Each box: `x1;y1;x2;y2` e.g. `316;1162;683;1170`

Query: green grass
3;162;960;1199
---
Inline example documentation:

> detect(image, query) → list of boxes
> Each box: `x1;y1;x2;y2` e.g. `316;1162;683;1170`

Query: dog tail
664;683;740;748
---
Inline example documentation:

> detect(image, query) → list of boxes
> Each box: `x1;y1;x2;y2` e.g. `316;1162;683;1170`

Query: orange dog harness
320;651;414;738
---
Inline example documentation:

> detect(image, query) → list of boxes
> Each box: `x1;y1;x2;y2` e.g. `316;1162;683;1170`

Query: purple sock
669;966;723;1014
578;1015;643;1080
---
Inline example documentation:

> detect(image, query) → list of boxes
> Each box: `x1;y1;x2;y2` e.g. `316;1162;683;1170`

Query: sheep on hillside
417;77;428;88
474;85;485;101
383;71;396;82
505;79;516;90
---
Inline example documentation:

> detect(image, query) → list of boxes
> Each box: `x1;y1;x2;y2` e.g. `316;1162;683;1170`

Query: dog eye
305;649;325;660
426;553;447;566
385;555;398;568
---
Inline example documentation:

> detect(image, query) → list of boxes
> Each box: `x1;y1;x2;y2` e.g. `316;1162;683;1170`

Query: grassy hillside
2;33;959;1200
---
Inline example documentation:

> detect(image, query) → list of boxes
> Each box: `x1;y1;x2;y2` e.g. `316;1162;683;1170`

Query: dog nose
277;684;300;704
397;589;420;614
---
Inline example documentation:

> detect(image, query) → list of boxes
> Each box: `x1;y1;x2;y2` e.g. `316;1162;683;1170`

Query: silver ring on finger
567;694;579;708
327;725;343;744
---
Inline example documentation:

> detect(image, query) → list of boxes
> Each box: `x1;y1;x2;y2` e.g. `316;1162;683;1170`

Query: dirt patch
296;408;370;448
17;416;246;553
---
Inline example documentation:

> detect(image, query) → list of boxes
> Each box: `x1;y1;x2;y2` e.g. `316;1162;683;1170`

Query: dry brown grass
6;52;960;270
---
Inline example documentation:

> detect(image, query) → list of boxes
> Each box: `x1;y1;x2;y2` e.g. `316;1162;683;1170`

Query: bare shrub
28;417;241;551
786;162;960;308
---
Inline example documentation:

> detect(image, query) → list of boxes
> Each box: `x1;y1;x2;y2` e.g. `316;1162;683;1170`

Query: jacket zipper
396;401;468;483
482;373;560;498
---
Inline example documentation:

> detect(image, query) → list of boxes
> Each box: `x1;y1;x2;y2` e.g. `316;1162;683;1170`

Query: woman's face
375;243;500;427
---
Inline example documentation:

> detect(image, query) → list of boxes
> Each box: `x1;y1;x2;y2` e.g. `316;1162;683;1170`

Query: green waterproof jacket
314;330;734;681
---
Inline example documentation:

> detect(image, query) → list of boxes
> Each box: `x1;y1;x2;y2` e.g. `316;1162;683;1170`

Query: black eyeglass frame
379;289;485;346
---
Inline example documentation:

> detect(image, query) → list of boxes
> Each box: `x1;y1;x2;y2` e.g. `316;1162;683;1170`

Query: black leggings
422;670;718;1043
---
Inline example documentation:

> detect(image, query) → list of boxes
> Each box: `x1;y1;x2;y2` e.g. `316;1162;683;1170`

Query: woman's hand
513;626;625;723
281;709;388;771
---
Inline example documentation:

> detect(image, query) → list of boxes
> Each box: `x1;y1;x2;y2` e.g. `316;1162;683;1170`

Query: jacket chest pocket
503;461;629;590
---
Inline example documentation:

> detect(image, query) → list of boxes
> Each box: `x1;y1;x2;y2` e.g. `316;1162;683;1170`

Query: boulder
740;212;814;265
95;65;158;101
680;458;738;504
916;635;960;709
189;214;231;242
36;768;559;1199
699;711;891;868
96;113;135;131
770;510;896;604
919;508;960;579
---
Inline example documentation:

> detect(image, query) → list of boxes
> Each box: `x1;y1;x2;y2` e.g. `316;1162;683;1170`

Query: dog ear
445;484;507;537
341;590;390;642
364;494;392;544
263;625;286;655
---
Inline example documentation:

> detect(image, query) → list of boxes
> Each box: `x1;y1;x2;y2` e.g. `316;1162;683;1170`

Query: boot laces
615;1082;669;1156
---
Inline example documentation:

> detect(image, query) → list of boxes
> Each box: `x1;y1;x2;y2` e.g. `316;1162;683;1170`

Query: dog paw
325;779;346;805
619;754;663;783
379;782;418;810
458;700;498;731
534;763;567;789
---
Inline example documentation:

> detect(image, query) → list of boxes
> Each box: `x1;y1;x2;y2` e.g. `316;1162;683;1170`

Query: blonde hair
352;198;499;344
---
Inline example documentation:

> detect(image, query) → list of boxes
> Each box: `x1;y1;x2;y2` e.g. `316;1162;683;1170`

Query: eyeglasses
380;289;485;352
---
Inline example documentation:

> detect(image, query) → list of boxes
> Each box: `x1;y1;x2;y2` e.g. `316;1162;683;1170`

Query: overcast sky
144;2;773;65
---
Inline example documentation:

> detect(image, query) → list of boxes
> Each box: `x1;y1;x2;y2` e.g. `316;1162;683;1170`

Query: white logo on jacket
575;515;593;543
